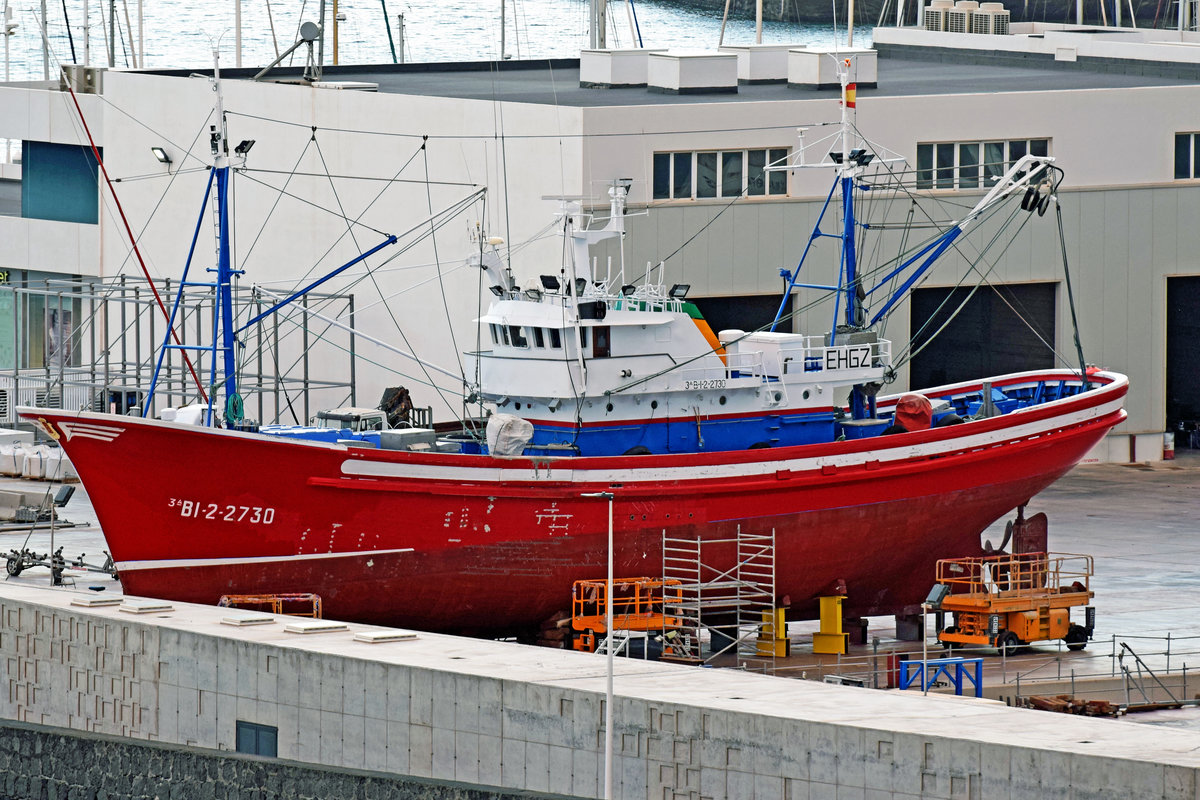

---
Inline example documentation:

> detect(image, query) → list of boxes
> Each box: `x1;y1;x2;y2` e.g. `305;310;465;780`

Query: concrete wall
3;584;1200;799
0;718;568;800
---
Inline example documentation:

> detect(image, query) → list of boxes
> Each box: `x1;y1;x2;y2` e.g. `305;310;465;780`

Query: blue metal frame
899;657;984;697
144;162;398;428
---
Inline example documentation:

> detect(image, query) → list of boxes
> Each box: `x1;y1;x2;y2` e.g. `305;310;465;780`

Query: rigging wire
224;109;818;142
423;140;468;388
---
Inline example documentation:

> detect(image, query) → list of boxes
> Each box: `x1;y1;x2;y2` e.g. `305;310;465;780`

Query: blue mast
210;51;244;426
145;49;401;428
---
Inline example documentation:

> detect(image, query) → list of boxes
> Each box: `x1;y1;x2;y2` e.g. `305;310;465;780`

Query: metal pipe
348;295;355;407
40;0;47;79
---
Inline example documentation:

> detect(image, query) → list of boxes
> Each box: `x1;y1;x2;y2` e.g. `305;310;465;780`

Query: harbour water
1;0;871;82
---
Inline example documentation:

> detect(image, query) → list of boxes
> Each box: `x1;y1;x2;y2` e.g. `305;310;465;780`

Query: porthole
514;402;521;410
719;396;726;405
802;390;810;400
651;400;658;410
606;403;614;412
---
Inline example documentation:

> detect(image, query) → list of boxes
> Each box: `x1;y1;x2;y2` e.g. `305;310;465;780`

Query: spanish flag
844;83;857;108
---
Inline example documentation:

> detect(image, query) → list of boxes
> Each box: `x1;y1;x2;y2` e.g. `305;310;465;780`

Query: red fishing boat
20;57;1127;638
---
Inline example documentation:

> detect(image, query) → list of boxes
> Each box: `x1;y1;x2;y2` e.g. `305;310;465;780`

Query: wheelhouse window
1175;133;1200;179
548;328;562;349
916;138;1049;190
532;327;545;348
653;148;790;200
509;326;528;348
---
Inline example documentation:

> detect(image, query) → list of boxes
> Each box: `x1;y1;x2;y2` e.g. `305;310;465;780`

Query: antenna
253;20;323;82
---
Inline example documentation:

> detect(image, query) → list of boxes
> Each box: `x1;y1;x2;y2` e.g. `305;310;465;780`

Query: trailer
933;552;1095;655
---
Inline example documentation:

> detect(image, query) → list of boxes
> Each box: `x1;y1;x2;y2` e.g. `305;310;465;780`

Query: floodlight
668;283;690;299
540;275;561;291
234;139;256;156
489;285;505;297
620;285;635;297
150;146;171;165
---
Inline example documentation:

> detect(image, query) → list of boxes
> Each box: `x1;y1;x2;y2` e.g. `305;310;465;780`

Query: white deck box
647;51;739;94
579;48;668;88
718;43;807;83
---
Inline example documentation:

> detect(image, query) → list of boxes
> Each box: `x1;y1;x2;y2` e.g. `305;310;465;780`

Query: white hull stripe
117;547;415;572
60;422;125;443
341;393;1126;485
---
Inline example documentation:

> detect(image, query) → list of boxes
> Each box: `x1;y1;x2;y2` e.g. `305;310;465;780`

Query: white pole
605;492;614;800
500;0;505;60
583;490;616;800
40;0;47;79
83;0;88;65
847;0;856;46
756;0;762;43
235;0;242;67
3;1;12;84
137;0;142;67
921;603;929;695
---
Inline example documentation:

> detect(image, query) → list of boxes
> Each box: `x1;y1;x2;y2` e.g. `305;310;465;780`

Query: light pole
582;490;615;800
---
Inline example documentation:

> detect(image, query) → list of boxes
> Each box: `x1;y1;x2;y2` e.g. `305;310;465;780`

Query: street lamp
582;490;615;800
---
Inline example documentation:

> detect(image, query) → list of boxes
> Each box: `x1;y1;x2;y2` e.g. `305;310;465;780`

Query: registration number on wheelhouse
169;498;276;524
684;379;727;390
824;345;872;371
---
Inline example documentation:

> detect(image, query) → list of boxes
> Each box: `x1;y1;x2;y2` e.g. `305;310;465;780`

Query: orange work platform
933;552;1094;655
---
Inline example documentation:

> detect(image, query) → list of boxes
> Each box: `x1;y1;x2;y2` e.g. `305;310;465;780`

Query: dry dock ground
4;450;1199;725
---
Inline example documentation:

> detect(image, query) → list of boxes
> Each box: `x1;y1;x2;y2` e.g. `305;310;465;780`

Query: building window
20;141;100;224
916;139;1049;190
235;721;278;757
1175;133;1200;179
653;149;789;200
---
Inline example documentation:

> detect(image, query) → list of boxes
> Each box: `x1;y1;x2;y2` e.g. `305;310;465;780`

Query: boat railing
0;369;101;424
698;352;767;382
936;552;1093;598
785;339;892;376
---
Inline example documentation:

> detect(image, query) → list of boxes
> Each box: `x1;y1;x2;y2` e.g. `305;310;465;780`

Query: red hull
23;369;1127;635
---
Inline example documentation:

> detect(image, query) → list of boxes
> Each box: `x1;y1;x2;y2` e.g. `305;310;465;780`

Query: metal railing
0;277;359;427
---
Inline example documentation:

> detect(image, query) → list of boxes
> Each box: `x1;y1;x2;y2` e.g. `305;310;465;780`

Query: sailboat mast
589;0;606;48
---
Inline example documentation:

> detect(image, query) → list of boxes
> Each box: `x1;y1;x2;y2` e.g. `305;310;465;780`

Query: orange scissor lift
934;552;1095;655
570;577;686;656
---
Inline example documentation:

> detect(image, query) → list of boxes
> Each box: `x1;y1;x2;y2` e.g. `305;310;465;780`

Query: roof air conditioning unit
59;64;104;94
971;4;1010;34
947;0;979;34
925;1;953;30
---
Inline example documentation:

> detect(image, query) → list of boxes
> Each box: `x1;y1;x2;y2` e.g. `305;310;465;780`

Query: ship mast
210;49;245;427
